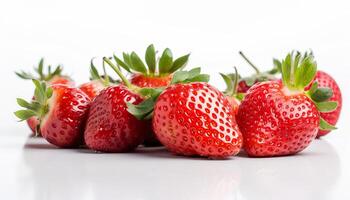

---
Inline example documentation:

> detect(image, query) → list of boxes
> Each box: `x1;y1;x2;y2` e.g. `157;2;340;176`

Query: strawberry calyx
280;51;337;131
14;79;53;135
220;67;245;101
15;58;70;82
238;51;279;87
113;44;190;78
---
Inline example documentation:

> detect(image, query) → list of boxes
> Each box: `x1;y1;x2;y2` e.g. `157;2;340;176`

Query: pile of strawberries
15;45;342;158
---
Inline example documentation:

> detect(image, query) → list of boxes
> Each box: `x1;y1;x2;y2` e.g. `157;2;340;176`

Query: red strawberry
152;82;243;158
16;58;74;134
83;57;154;152
306;71;342;137
15;80;90;147
114;44;191;147
15;58;74;86
84;85;148;152
236;51;278;93
237;52;338;157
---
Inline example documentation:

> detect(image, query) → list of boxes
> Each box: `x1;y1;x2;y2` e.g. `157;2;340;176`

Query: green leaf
138;87;164;98
307;81;318;95
123;53;132;69
15;71;35;80
171;68;210;84
171;71;189;84
220;73;233;96
319;117;337;131
310;87;333;102
113;54;131;72
46;87;53;98
127;98;156;120
14;110;36;121
17;98;33;109
281;53;291;87
159;48;173;74
188;74;210;83
169;54;190;73
295;55;317;89
130;52;147;74
315;101;338;112
145;44;156;74
90;59;100;80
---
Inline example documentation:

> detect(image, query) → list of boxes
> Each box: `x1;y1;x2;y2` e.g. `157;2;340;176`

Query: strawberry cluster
15;46;342;158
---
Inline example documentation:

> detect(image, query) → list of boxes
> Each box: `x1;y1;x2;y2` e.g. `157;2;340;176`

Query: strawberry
151;80;242;158
79;59;116;99
114;44;191;146
15;80;90;147
16;58;75;134
83;57;157;152
236;52;278;93
15;58;74;86
237;51;338;157
220;67;245;115
306;70;342;137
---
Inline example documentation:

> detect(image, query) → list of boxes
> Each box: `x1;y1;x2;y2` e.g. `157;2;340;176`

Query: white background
0;0;349;199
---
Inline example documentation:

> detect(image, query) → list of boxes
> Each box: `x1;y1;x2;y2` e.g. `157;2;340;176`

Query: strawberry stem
103;57;132;88
239;51;260;74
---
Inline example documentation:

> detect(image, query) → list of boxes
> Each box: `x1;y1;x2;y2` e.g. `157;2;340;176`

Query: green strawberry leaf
310;87;333;102
159;48;173;74
16;98;33;109
90;59;101;80
169;54;190;73
220;73;233;96
281;53;292;87
130;52;147;74
315;101;338;112
171;67;209;84
113;54;131;72
145;44;156;74
138;87;164;99
319;117;337;131
295;55;317;89
307;81;318;95
123;53;132;69
127;97;156;120
14;110;37;121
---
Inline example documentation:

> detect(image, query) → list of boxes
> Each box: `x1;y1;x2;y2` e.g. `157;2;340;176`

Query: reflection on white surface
12;137;340;200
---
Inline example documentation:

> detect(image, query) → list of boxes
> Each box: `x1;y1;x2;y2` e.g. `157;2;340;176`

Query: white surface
1;0;350;199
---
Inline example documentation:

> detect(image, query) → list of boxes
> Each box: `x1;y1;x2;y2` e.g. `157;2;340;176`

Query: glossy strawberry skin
306;71;342;137
130;73;172;88
237;81;319;157
84;85;148;152
79;80;106;99
40;85;90;148
153;82;243;158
